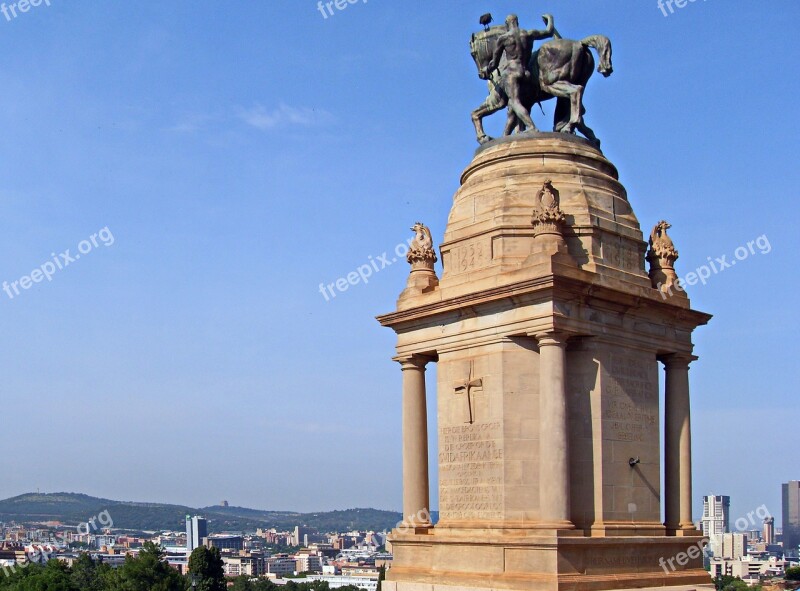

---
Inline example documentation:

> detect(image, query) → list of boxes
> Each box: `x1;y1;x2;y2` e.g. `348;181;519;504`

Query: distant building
185;516;208;553
763;518;775;545
294;550;323;573
94;535;116;549
782;481;800;552
205;535;243;552
702;495;730;556
221;552;266;577
306;573;379;591
292;526;324;547
709;555;787;580
266;555;297;576
721;533;748;560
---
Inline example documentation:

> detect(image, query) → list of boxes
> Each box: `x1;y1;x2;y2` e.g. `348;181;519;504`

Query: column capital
535;331;570;348
396;354;434;371
660;353;697;370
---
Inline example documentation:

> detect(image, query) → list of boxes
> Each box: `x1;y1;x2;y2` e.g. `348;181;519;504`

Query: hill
0;493;402;533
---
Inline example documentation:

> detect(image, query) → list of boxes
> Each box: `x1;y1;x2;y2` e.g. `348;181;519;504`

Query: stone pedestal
378;133;712;591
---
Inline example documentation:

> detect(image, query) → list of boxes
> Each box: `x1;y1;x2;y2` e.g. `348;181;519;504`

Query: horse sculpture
470;17;613;148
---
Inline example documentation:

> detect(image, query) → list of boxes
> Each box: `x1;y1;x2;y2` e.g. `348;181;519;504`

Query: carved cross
454;360;483;424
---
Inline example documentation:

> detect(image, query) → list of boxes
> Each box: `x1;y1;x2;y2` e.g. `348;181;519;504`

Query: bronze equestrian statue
470;13;613;148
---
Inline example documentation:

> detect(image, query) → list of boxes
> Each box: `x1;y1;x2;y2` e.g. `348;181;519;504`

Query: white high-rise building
702;495;730;556
185;515;208;553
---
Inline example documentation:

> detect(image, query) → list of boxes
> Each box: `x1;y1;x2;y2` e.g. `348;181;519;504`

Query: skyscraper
782;481;800;551
763;517;775;545
702;495;730;556
186;515;208;553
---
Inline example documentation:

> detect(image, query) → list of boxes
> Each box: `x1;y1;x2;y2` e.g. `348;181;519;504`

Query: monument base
386;529;711;591
385;583;714;591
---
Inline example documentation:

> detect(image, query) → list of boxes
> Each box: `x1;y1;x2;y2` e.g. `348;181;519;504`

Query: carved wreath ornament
531;179;567;235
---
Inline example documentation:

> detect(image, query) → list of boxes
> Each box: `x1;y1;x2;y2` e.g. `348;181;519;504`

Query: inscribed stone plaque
439;420;504;520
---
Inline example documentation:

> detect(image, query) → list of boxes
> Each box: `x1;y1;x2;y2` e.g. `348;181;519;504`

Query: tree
378;564;386;588
109;541;187;591
187;546;225;591
14;560;76;591
229;576;254;591
786;566;800;581
70;553;110;591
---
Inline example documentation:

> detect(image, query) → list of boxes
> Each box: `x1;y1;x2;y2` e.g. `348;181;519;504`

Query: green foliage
714;575;758;591
786;566;800;581
69;554;110;591
187;547;225;591
229;577;255;591
0;561;76;591
0;545;192;591
106;542;186;591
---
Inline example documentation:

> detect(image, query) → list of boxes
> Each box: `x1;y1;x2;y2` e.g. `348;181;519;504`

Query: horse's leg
472;101;505;144
471;102;493;144
472;84;508;144
575;119;601;149
541;81;584;134
553;97;570;133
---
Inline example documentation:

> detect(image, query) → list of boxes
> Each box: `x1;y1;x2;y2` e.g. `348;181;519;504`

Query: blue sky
0;1;797;524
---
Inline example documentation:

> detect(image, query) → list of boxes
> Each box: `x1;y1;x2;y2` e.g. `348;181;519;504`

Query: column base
665;525;703;537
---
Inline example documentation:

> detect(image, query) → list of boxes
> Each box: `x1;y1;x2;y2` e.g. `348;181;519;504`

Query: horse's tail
581;35;613;77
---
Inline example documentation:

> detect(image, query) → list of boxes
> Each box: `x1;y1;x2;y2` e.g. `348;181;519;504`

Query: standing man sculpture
484;14;555;134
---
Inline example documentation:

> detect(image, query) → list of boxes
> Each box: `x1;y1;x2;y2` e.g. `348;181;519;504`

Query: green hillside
0;493;403;533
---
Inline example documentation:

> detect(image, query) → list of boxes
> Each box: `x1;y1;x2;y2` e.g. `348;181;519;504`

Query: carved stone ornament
646;220;680;292
399;222;439;300
531;179;567;236
407;222;438;268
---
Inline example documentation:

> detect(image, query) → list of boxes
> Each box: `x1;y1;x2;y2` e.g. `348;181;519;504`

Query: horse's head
470;33;491;80
471;27;505;80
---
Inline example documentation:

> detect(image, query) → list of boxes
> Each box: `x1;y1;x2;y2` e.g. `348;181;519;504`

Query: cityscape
0;482;798;588
1;2;797;591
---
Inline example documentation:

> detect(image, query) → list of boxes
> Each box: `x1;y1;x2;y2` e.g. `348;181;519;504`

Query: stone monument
377;10;713;591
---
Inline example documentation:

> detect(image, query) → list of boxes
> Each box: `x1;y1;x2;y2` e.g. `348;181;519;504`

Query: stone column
537;333;573;527
663;354;694;533
400;355;431;529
